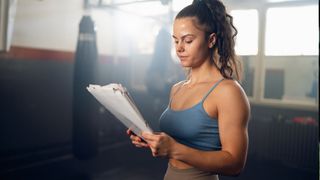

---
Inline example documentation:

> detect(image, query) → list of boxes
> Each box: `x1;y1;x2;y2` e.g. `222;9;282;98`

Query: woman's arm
142;81;250;176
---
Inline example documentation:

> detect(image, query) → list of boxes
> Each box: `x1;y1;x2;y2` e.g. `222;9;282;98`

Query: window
230;9;259;97
265;5;318;56
231;9;259;56
263;5;318;104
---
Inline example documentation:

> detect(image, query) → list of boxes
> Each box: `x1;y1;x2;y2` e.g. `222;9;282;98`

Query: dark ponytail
176;0;242;81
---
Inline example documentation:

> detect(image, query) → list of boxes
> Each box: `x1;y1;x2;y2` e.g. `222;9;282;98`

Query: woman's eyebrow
172;34;196;39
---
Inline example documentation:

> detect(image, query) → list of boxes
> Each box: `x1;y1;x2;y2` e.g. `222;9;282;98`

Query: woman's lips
178;56;188;60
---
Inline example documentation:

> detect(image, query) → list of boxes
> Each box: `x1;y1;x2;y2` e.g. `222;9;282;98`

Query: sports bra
159;78;224;151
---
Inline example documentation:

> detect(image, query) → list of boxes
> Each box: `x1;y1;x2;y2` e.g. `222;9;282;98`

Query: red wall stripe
0;46;127;64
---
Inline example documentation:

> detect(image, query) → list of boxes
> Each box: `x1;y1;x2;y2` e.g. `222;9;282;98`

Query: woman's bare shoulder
170;80;186;97
216;79;246;96
172;80;186;90
214;79;249;107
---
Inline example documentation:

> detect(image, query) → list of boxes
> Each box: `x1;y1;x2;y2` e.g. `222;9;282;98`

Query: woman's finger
133;142;144;148
130;135;142;142
133;141;148;147
141;132;157;142
127;129;137;136
133;141;147;146
151;148;159;157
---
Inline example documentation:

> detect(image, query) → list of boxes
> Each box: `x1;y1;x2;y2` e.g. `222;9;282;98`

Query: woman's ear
208;33;216;48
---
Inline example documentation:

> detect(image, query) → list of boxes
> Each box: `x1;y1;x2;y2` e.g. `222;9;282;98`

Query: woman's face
173;17;211;68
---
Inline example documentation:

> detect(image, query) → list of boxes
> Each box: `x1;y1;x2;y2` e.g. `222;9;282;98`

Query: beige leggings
163;163;219;180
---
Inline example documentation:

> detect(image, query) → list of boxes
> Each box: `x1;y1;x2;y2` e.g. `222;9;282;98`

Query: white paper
86;83;153;138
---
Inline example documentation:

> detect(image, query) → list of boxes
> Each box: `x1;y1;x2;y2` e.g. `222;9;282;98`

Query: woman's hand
126;129;149;148
142;132;176;158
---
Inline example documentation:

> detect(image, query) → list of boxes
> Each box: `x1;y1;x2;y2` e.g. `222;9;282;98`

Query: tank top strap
201;78;225;102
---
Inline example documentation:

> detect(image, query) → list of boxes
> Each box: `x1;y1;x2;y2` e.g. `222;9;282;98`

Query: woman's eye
185;40;193;44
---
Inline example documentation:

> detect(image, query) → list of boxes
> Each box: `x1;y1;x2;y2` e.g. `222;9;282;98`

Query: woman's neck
188;61;222;85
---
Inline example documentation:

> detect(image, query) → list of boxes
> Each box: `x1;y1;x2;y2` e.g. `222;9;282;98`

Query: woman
127;0;250;179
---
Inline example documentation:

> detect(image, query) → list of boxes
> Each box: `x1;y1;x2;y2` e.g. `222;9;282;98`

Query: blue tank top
159;78;224;151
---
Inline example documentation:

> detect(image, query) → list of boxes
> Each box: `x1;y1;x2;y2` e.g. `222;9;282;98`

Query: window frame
228;1;318;111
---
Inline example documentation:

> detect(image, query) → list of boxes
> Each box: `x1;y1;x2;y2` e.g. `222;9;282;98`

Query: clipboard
86;83;153;139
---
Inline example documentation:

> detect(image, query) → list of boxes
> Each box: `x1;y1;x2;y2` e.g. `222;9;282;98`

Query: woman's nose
176;43;184;52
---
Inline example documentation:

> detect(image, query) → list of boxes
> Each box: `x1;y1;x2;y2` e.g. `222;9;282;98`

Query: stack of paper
87;83;153;138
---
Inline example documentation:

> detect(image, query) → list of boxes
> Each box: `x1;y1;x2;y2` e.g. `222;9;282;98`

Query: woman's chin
180;64;191;68
179;61;191;67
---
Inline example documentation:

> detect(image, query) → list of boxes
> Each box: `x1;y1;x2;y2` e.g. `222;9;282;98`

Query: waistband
168;162;199;173
168;163;217;175
165;163;219;180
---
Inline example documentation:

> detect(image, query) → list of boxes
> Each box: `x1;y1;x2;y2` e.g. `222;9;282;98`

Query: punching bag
72;15;99;159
